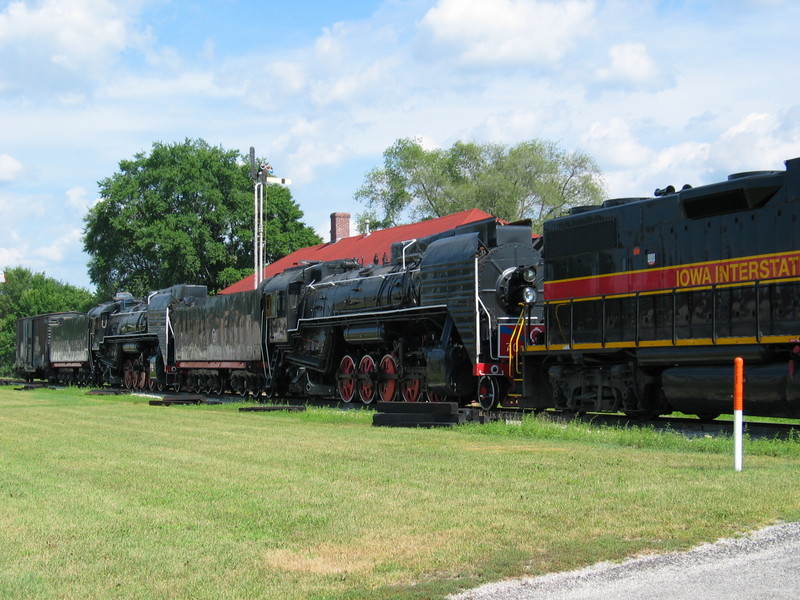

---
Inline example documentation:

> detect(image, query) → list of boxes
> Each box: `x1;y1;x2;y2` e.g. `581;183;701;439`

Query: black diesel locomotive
518;157;800;419
15;157;800;419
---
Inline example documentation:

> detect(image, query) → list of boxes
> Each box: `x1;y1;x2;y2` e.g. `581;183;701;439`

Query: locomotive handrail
538;275;788;351
476;296;498;361
290;304;450;333
306;269;414;288
508;306;527;375
261;309;272;382
400;239;417;270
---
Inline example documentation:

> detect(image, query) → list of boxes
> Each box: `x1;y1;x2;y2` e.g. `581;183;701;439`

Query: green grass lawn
1;387;799;600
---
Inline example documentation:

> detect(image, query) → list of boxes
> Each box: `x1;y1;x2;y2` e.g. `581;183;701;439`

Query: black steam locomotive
15;157;800;419
16;219;542;410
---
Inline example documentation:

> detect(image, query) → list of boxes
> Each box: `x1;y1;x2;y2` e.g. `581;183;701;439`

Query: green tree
0;267;95;374
355;138;605;232
83;138;321;298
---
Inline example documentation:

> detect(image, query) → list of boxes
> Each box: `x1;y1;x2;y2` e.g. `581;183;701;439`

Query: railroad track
7;381;798;439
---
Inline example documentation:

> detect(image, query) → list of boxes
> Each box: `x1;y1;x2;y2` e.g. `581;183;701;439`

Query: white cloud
581;117;715;197
65;186;95;213
581;117;653;168
0;230;26;267
595;42;666;90
0;0;144;88
32;227;83;262
310;57;398;107
0;154;23;181
714;112;800;171
419;0;596;65
98;72;245;100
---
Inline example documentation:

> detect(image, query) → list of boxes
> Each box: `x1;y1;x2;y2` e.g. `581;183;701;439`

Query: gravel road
449;521;800;600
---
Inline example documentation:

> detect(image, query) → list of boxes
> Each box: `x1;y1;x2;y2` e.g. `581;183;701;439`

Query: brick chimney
330;212;350;243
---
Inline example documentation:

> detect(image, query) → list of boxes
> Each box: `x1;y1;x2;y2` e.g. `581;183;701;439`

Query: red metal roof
220;208;497;294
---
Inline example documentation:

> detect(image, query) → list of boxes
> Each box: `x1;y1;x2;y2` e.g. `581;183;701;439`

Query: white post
733;357;744;472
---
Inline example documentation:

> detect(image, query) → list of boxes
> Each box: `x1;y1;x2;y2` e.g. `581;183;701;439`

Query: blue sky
2;0;799;290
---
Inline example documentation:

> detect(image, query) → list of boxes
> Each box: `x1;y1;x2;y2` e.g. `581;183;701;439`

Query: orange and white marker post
733;357;744;472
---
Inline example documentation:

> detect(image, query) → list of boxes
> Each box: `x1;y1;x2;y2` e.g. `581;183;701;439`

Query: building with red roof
220;208;498;294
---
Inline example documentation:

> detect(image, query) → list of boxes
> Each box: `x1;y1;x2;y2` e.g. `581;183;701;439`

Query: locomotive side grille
546;216;617;259
680;185;779;219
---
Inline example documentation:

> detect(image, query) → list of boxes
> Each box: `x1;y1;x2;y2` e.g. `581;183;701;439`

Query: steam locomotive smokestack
330;212;350;243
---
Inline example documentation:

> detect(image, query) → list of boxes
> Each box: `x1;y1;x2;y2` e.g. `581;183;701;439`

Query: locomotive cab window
288;282;303;311
264;293;277;318
276;291;286;317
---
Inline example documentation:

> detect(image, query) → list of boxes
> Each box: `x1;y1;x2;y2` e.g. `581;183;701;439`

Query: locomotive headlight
521;266;537;283
521;286;537;305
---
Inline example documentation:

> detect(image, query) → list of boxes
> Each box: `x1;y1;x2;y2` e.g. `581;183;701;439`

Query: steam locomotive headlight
521;266;537;283
521;286;537;305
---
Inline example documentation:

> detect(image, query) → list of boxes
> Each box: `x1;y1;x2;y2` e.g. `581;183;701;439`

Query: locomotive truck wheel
358;355;377;404
378;354;399;402
400;376;421;403
136;362;146;389
337;355;357;403
477;375;499;411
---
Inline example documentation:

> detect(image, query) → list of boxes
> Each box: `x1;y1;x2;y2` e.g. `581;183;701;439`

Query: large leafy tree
0;267;95;374
83;138;320;298
355;138;605;232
